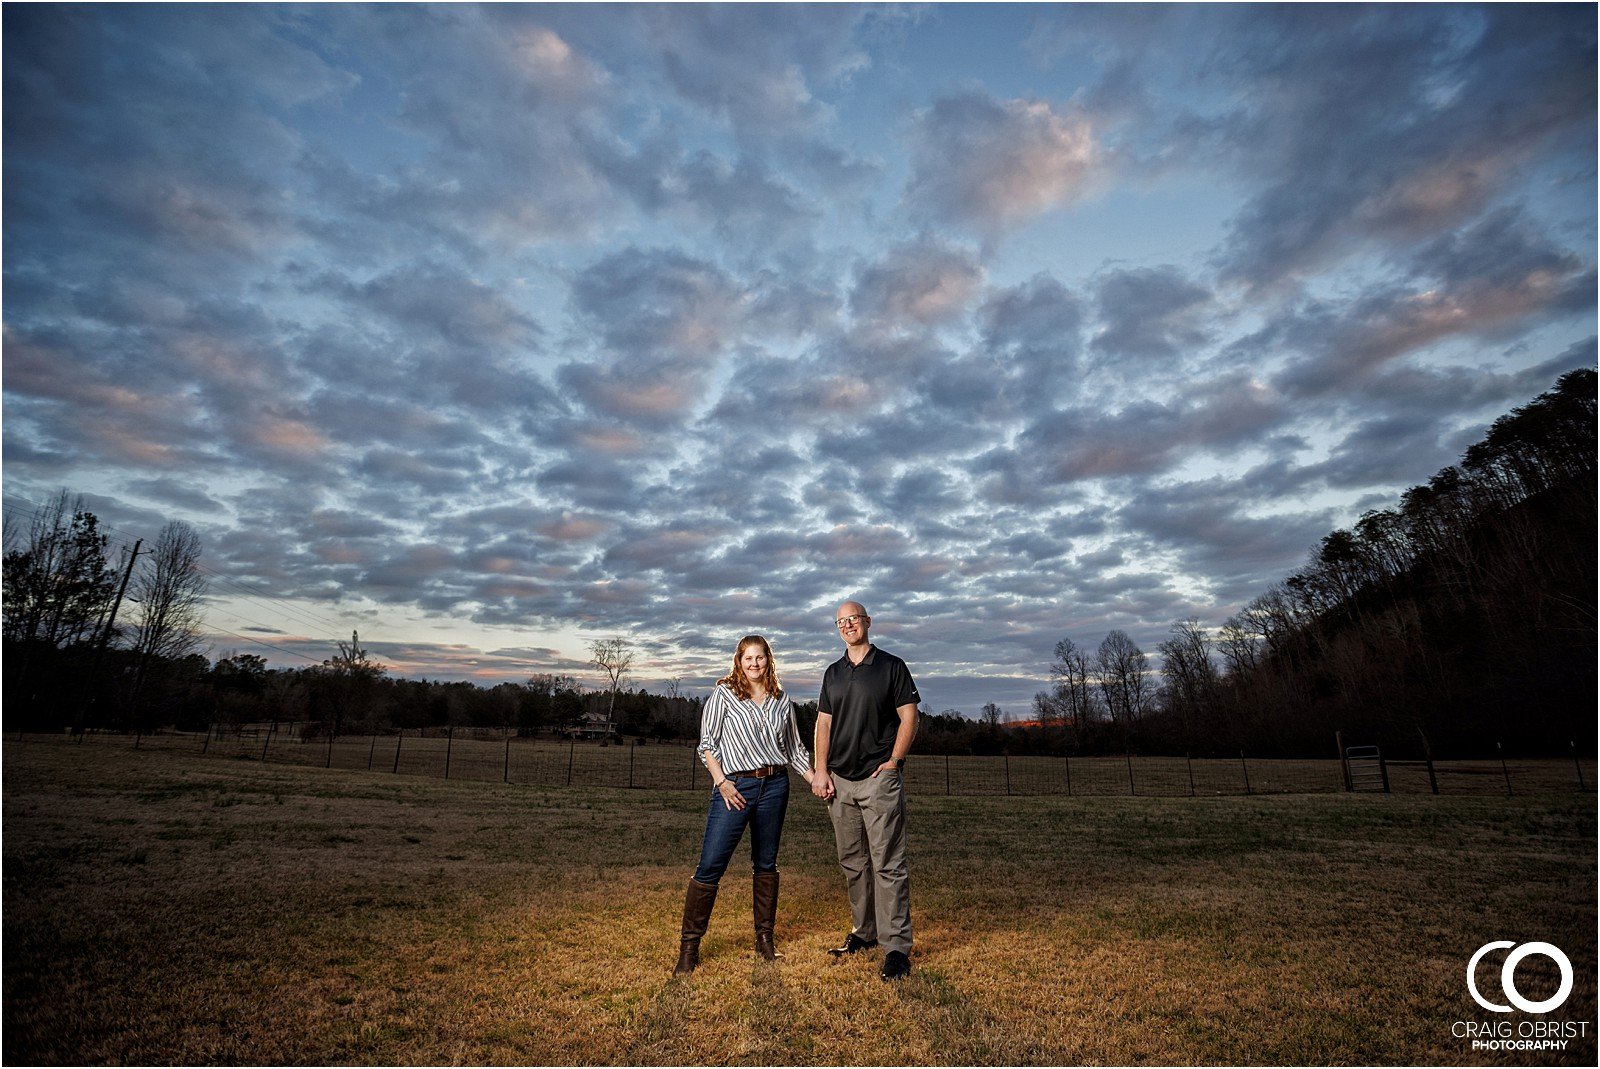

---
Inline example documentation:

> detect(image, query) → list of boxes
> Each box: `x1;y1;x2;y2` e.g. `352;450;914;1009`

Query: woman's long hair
716;634;782;702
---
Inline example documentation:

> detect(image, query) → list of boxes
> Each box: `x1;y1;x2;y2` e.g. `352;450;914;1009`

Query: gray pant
828;769;912;954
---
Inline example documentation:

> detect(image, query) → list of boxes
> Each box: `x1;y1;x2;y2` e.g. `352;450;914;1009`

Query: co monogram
1468;941;1574;1014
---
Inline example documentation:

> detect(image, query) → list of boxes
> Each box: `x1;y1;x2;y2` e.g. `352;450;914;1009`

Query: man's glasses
836;614;868;629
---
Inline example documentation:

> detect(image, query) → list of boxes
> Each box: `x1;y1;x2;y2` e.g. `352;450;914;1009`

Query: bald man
810;600;920;981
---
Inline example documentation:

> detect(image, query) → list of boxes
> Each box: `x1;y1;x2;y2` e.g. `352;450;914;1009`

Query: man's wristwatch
894;757;905;770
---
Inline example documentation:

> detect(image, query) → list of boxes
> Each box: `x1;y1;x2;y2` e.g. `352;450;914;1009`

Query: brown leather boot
753;870;781;961
673;878;718;976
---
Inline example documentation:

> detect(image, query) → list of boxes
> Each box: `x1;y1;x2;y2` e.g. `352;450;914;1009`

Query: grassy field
4;739;1595;1066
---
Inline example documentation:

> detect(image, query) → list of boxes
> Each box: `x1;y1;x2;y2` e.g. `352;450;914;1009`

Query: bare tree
1033;690;1061;729
1217;615;1260;679
1158;618;1219;746
1096;630;1150;740
589;637;633;737
1048;636;1099;750
980;701;1004;730
130;521;207;664
122;521;208;723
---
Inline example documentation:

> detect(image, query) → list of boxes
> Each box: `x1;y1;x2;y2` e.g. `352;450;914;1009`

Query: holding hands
810;770;835;801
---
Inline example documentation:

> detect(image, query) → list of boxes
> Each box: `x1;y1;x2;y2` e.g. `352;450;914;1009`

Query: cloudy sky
3;3;1595;714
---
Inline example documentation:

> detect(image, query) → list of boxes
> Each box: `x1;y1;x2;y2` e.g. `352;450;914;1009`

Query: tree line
201;646;711;743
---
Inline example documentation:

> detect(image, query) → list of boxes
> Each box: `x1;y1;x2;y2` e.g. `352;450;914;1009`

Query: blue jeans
692;771;790;884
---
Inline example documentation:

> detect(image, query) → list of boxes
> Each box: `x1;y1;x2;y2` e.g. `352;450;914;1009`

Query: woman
674;634;814;976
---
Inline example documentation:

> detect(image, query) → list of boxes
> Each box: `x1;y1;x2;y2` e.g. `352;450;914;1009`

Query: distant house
563;710;620;741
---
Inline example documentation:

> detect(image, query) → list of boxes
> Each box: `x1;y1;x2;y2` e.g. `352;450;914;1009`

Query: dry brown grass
4;738;1595;1065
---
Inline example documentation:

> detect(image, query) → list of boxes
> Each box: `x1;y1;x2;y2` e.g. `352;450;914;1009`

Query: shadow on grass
742;959;804;1064
627;972;696;1063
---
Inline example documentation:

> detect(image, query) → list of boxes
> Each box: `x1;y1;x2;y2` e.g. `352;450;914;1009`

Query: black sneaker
827;932;878;956
880;950;910;981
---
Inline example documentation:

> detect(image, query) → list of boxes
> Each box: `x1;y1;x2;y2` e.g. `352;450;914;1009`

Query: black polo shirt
818;644;920;780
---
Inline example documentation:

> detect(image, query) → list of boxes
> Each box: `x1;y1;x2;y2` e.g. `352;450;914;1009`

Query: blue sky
3;3;1595;714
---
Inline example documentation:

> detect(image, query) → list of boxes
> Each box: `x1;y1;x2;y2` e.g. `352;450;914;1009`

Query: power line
189;561;357;637
204;624;325;664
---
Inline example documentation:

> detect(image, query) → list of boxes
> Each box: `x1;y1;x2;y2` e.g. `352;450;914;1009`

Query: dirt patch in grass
4;740;1595;1065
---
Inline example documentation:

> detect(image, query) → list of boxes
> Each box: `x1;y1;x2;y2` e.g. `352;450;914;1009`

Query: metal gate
1344;745;1390;792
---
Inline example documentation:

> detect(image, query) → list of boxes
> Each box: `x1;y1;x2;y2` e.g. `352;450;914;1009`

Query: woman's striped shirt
697;684;813;778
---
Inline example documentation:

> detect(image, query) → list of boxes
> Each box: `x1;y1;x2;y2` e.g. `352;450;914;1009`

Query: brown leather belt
728;764;782;779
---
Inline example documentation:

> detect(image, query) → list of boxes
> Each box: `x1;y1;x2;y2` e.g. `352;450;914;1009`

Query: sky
3;3;1595;715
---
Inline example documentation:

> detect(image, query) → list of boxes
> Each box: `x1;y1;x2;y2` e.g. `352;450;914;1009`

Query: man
810;600;920;981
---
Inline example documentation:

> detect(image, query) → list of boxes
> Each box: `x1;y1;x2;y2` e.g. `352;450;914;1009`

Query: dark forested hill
1211;369;1596;758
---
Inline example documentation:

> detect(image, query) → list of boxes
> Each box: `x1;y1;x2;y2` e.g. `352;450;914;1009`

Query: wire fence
15;724;1596;798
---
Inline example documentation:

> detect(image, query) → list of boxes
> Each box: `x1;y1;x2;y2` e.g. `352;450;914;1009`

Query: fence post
368;734;377;772
393;730;403;774
566;738;575;787
1571;740;1586;791
1004;754;1011;796
1126;753;1136;796
1064;754;1072;797
1186;753;1195;797
504;733;512;784
1418;728;1438;795
945;754;951;796
629;740;636;789
326;728;335;768
1336;731;1351;792
690;747;697;790
445;725;454;780
202;724;212;755
1496;741;1512;796
1239;750;1252;795
261;725;273;764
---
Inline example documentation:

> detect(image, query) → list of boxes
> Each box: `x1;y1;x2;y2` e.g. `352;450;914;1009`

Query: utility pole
100;540;142;647
77;539;141;735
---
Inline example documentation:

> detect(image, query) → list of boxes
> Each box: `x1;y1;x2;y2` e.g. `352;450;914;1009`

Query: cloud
641;3;870;139
850;239;985;330
1204;5;1597;288
317;264;544;353
1259;225;1593;399
571;247;746;358
982;274;1085;367
1090;266;1213;365
904;90;1100;236
1114;479;1340;599
557;247;747;424
1410;206;1594;304
1010;373;1284;485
